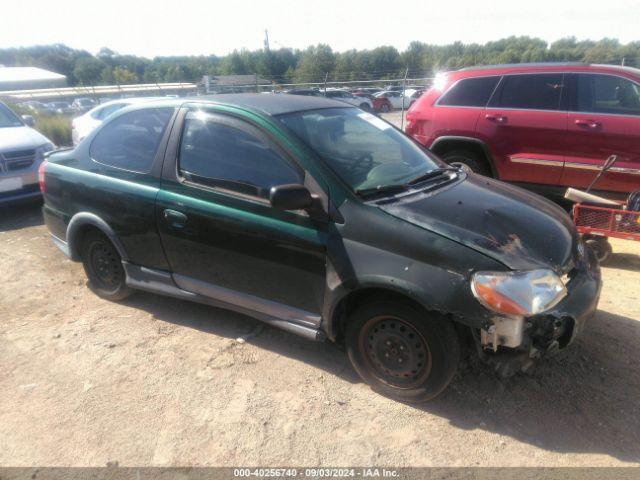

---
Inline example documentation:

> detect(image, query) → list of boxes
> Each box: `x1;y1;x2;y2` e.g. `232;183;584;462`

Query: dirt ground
1;119;640;466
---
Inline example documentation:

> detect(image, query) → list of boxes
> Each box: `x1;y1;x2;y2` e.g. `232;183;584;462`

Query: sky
3;0;640;57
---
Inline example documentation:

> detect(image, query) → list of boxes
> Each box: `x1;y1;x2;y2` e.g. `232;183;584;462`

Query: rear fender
66;212;129;262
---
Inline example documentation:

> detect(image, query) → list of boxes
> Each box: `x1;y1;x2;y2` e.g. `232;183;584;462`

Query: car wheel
585;237;612;264
81;231;133;301
440;149;490;176
380;103;390;113
359;103;372;111
345;300;460;402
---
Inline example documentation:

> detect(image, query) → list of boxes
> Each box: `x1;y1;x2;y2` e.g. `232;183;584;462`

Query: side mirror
269;184;313;211
22;115;35;127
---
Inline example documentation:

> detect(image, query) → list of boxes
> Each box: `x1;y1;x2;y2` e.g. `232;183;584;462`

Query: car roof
183;93;349;116
447;62;640;80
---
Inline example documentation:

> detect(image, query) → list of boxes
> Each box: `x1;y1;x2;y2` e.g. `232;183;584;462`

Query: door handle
485;114;507;123
163;209;187;229
574;119;600;129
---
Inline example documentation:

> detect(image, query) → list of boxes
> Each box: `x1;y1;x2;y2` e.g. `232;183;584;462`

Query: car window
438;76;500;107
279;107;440;192
90;108;173;173
0;103;23;128
493;73;563;111
178;111;302;199
577;74;640;116
92;103;126;120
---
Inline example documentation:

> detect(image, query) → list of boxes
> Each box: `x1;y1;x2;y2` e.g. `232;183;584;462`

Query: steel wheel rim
360;315;432;388
89;242;121;291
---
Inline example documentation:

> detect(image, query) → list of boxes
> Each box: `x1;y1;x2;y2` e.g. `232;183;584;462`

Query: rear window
576;73;640;116
438;76;500;107
90;107;173;173
492;74;563;111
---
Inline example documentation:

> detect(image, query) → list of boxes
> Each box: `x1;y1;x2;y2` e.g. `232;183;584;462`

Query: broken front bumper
482;246;602;375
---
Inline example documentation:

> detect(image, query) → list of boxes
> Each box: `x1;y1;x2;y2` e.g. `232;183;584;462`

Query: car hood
0;126;51;151
379;174;578;272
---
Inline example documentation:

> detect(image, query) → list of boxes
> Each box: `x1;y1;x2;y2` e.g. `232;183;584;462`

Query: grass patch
35;115;72;146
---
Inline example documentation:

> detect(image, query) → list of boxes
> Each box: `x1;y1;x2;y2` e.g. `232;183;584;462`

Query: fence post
400;67;409;131
324;72;328;94
255;73;259;93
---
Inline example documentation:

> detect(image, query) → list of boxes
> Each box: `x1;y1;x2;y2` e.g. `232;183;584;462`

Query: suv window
438;76;500;107
577;73;640;115
492;74;564;111
90;108;173;173
178;111;302;199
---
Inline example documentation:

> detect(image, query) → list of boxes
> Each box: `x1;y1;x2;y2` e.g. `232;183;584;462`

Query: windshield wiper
406;166;460;185
356;183;407;198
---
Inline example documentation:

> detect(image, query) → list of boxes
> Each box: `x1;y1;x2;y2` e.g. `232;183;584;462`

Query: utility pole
264;29;270;52
400;67;409;131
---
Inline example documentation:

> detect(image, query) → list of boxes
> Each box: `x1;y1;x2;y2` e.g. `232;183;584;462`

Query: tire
585;237;612;264
345;300;460;402
380;103;390;113
440;149;491;176
359;103;372;112
81;231;133;301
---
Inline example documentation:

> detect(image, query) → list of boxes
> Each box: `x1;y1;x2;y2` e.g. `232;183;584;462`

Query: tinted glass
577;74;640;115
494;74;563;110
90;107;173;173
93;103;125;120
438;76;500;107
279;108;440;192
0;103;23;128
179;111;301;199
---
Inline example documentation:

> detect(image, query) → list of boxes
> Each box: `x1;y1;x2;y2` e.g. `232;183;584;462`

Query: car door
563;72;640;194
156;107;327;317
477;73;567;185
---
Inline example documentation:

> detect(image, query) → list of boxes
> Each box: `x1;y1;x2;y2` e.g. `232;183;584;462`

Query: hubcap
361;316;431;387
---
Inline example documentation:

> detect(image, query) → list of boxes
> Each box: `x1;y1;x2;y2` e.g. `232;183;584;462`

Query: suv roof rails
458;62;587;71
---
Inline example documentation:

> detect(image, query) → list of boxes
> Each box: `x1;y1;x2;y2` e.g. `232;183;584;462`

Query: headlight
35;142;55;160
471;269;567;316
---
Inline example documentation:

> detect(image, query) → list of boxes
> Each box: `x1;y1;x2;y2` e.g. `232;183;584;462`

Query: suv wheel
380;103;390;113
440;149;490;176
81;231;133;301
345;301;460;402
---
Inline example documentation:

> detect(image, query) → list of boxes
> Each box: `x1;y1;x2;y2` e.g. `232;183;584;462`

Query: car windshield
278;107;441;192
0;103;23;128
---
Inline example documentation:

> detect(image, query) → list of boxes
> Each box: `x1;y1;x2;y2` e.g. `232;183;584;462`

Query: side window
90;108;173;173
577;74;640;115
438;76;500;107
178;111;302;199
493;74;564;111
92;103;124;120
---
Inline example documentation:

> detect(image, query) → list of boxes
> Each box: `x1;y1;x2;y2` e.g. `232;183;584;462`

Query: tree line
1;36;639;87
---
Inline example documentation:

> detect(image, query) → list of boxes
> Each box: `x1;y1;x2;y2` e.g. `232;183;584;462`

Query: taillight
38;160;47;194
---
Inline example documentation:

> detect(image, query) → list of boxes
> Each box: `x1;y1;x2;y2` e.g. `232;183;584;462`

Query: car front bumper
482;246;602;375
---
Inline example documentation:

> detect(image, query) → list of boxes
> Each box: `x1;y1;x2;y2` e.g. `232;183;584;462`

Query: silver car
0;102;54;204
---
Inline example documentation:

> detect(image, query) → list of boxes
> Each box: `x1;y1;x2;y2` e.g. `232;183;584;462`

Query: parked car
374;90;413;109
406;62;640;199
46;101;74;116
285;89;323;97
323;89;373;110
353;91;392;113
41;94;601;401
0;102;54;203
71;97;162;145
20;101;55;116
71;97;97;113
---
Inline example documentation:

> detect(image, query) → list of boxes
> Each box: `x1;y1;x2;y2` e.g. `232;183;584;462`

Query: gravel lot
1;113;639;466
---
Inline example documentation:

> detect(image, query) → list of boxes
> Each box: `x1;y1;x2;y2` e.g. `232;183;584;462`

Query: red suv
406;63;640;199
